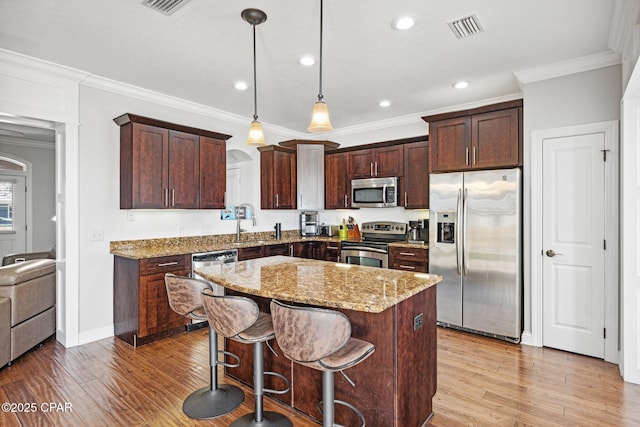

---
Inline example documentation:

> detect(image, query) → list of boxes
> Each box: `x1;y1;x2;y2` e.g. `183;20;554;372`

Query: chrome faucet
235;203;256;241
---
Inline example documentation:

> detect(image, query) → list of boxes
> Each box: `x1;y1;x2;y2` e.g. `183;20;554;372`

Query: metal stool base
182;384;244;419
230;411;293;427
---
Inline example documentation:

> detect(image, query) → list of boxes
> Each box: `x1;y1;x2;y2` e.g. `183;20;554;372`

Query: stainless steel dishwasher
191;249;238;296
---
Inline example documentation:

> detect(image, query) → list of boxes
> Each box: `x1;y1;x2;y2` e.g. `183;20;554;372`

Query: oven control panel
360;222;408;242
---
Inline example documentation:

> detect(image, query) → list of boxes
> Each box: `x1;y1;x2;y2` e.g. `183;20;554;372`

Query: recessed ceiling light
234;81;248;90
392;15;418;31
299;56;315;66
379;100;391;108
453;81;469;89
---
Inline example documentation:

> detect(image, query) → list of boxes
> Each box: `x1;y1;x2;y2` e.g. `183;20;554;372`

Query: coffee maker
408;219;428;244
300;211;320;236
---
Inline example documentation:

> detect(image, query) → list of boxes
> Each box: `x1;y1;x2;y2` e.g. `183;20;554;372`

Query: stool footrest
263;371;290;395
319;399;366;427
217;350;240;368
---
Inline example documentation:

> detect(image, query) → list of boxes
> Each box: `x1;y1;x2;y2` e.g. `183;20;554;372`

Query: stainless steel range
340;221;407;268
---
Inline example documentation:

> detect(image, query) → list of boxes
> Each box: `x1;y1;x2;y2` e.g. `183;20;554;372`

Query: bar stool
270;300;375;427
201;289;292;427
164;274;244;419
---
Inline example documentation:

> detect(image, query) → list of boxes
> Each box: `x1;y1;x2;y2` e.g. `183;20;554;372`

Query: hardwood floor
1;327;638;426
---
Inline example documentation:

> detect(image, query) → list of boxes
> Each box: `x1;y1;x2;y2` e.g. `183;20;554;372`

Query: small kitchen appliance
300;211;320;236
408;219;428;244
319;224;340;237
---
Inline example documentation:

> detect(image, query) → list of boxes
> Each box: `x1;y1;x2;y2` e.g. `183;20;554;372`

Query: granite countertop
195;255;441;313
110;231;429;260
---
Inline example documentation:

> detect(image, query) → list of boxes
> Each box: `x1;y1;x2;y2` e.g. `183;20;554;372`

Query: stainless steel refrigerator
429;168;522;342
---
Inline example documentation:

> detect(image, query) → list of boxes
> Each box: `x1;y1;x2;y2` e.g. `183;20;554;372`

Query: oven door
340;246;388;268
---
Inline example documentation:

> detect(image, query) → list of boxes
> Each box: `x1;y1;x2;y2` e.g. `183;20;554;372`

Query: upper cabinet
258;145;297;210
115;114;230;209
296;144;326;210
349;145;404;178
325;151;351;209
402;141;429;209
423;100;522;173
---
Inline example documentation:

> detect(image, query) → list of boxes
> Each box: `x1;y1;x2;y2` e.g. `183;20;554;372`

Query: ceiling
0;0;621;137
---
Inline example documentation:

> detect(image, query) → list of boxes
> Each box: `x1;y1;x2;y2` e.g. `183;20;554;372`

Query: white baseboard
519;331;537;347
78;325;114;346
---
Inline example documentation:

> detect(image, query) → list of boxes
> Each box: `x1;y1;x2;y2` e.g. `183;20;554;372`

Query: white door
542;133;605;358
0;175;27;259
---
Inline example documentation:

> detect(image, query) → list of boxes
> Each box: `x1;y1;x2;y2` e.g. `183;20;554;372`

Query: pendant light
242;8;268;145
308;0;334;132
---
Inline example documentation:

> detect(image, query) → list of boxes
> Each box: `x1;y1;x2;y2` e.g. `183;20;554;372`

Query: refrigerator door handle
463;188;469;275
456;188;462;276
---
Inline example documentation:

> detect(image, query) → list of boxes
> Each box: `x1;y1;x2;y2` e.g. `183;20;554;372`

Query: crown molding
0;49;89;83
608;0;640;55
514;50;621;86
82;74;304;139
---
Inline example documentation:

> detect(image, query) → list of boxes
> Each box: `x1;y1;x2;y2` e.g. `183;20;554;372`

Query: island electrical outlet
414;312;424;331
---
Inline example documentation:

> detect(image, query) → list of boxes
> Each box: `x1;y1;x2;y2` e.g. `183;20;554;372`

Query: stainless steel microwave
351;177;398;208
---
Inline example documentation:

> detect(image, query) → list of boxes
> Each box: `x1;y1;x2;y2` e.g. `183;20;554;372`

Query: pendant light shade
308;0;333;132
242;8;268;146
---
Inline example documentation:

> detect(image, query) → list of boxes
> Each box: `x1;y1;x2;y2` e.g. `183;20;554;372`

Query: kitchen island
196;256;441;427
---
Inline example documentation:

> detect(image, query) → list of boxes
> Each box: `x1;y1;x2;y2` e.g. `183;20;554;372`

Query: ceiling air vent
447;14;484;39
142;0;191;15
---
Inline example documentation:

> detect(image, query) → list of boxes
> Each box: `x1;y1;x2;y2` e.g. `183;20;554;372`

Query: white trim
78;325;114;346
0;136;55;150
0;153;33;252
514;50;621;87
531;120;619;363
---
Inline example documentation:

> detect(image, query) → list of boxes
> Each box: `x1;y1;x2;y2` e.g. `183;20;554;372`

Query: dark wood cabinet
114;254;191;346
258;146;297;210
423;100;522;173
323;241;341;262
199;136;227;209
349;145;404;178
237;246;264;261
402;141;429;209
292;241;325;260
115;113;230;209
263;243;292;257
325;152;351;209
389;246;428;273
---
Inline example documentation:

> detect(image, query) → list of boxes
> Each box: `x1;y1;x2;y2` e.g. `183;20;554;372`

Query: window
0;181;16;232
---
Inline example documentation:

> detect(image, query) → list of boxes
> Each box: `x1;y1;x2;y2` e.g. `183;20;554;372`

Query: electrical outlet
126;211;135;222
89;229;104;241
177;226;184;235
413;313;424;331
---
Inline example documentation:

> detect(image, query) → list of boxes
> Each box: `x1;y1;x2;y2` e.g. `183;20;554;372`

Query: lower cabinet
324;241;341;262
237;246;264;261
113;254;191;346
389;246;428;273
263;243;292;257
292;241;325;260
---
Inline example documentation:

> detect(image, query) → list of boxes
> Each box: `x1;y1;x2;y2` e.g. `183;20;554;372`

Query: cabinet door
323;242;341;262
297;144;325;210
238;246;264;261
349;149;375;178
374;145;404;177
168;131;199;209
471;108;520;169
139;269;191;337
261;149;297;209
199;136;226;209
263;244;291;257
325;152;351;209
403;142;429;209
293;241;324;260
131;123;169;208
429;116;471;172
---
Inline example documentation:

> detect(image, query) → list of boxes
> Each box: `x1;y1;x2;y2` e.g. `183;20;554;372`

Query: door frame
0;154;33;253
530;120;619;363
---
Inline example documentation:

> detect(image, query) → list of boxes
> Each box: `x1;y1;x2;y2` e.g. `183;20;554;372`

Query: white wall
521;65;622;339
0;141;55;251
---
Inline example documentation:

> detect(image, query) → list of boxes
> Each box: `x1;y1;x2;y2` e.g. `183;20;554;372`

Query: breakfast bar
196;255;441;427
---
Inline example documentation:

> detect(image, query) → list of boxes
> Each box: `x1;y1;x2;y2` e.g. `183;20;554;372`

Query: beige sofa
0;259;56;368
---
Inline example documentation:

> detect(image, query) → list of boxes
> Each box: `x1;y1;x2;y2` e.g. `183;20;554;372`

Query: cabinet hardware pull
164;188;169;206
405;192;408;207
375;162;379;176
171;188;175;207
157;261;179;267
326;245;338;250
472;147;476;165
275;194;279;208
399;252;416;256
344;194;348;208
370;162;374;177
399;265;416;270
465;147;470;166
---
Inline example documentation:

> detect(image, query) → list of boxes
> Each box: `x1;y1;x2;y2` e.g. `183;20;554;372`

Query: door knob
545;249;563;257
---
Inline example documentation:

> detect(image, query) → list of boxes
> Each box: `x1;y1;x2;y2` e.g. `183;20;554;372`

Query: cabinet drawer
140;255;190;276
238;246;264;261
264;244;291;257
389;247;428;273
390;260;428;273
